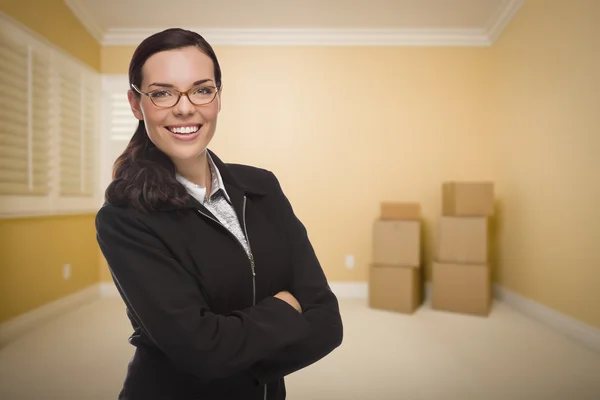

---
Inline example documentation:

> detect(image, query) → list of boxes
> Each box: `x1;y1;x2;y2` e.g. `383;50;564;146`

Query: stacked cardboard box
432;182;494;316
369;203;422;314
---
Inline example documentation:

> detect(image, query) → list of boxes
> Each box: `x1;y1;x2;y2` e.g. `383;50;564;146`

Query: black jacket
95;151;343;399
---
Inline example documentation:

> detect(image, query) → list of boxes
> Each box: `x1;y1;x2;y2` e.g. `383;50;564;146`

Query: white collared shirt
176;153;250;256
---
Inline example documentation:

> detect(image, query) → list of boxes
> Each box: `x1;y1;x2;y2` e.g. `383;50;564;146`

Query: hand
274;291;302;313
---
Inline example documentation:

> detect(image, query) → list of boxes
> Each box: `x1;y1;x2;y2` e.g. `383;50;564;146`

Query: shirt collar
175;152;232;205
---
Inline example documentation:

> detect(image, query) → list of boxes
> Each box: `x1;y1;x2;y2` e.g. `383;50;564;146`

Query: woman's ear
127;90;144;120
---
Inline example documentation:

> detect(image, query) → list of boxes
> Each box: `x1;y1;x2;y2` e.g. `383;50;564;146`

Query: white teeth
169;125;199;134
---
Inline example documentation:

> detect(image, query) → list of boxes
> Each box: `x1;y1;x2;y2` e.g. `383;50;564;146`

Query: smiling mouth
166;125;201;135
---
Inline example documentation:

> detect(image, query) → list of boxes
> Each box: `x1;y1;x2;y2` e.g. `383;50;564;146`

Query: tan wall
0;214;99;323
489;0;600;328
0;0;101;70
101;46;135;74
102;45;493;283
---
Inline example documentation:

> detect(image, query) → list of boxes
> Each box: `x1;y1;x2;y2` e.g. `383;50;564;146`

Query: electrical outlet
345;255;355;269
63;264;71;280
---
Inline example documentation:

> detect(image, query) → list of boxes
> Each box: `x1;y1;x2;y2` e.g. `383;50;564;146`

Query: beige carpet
1;297;599;399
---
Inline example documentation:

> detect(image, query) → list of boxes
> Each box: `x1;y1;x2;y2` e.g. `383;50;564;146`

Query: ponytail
104;121;190;212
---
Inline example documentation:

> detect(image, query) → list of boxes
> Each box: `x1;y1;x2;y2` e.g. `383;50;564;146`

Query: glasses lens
149;89;178;107
188;85;218;105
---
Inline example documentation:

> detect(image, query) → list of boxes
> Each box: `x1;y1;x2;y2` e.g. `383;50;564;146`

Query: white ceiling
64;0;524;46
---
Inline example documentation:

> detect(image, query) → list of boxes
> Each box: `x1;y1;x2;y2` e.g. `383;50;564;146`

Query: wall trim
485;0;525;43
328;282;368;299
65;0;522;47
484;0;525;43
100;282;120;298
0;284;100;346
102;28;491;47
0;209;99;220
331;281;432;301
64;0;105;44
494;285;600;353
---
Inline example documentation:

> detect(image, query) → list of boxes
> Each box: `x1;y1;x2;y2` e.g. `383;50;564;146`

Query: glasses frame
131;83;221;108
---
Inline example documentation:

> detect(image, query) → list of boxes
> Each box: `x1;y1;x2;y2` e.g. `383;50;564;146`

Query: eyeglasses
131;82;220;108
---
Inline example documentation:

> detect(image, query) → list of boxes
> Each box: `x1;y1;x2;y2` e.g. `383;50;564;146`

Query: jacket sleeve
95;205;311;382
249;172;344;384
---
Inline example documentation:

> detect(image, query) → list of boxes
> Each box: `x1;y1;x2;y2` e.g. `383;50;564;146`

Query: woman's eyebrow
148;79;213;88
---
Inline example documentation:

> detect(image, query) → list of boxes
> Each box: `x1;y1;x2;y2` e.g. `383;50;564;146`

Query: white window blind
58;67;83;196
31;49;52;194
0;14;101;217
82;79;99;196
0;34;51;196
57;69;98;197
100;76;138;195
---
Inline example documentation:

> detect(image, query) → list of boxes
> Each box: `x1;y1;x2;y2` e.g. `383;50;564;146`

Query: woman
96;28;343;399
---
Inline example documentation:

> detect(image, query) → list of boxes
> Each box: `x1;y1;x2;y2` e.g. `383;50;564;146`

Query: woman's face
128;47;220;164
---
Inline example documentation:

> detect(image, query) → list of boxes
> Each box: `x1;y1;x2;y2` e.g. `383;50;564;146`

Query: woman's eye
151;90;173;98
194;87;214;95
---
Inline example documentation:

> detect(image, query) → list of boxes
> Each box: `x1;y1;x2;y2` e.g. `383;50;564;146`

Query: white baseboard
328;281;432;301
329;282;368;299
99;281;120;298
0;284;101;346
425;282;432;301
494;284;600;353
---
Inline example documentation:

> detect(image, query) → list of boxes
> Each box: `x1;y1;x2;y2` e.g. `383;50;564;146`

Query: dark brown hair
104;28;222;212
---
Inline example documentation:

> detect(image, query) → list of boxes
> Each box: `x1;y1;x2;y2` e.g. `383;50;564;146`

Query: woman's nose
173;94;195;115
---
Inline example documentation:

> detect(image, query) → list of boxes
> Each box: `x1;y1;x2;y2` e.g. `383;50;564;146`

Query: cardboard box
443;182;494;216
373;220;420;267
437;217;487;264
432;262;491;316
380;202;420;220
369;264;422;314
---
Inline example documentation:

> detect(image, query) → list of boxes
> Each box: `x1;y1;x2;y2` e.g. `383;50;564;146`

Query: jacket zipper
242;197;267;400
197;198;266;399
241;196;257;306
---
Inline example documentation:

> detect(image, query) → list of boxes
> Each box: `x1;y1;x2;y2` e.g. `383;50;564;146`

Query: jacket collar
183;149;266;211
206;149;267;197
176;151;232;205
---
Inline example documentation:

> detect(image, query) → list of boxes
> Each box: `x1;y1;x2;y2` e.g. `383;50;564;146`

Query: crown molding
485;0;525;43
64;0;104;44
102;27;490;47
66;0;523;47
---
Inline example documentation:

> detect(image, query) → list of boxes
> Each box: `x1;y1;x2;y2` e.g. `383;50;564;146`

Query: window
58;66;98;197
0;14;101;217
100;75;138;196
0;33;51;197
